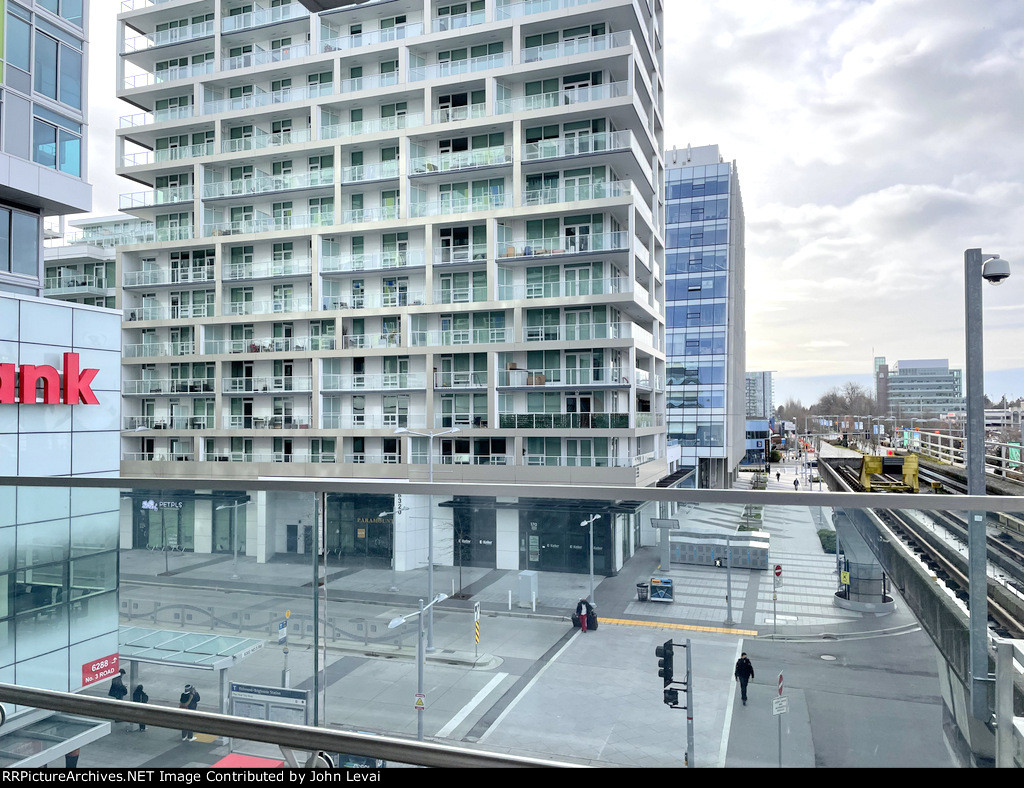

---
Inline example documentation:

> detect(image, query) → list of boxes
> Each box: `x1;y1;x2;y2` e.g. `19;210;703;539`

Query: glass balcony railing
409;52;511;82
322;414;424;430
124;302;212;321
431;9;486;32
496;81;629;114
320;21;424;53
410;328;512;346
123;61;215;90
496;367;624;387
203;170;334;199
338;160;400;184
222;296;314;316
321;373;427;391
410;193;510;218
496;0;604;20
522;322;629;342
521;180;633;207
433;370;488;388
204;213;333;236
122;268;213;287
122;142;216;168
321;290;425;310
123;20;215;53
221;3;308;33
321;113;425;140
521;30;632;63
320;250;424;273
410;145;512;175
222;376;314;394
498;231;629;258
122;377;214;395
123;341;195;358
338;71;400;94
119;186;194;211
223;258;313;281
203;335;336;355
221;129;312;154
497;276;625;300
222;44;311;71
498;412;630;429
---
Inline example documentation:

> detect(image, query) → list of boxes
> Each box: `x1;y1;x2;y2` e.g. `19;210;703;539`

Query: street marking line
435;672;508;739
599;617;759;636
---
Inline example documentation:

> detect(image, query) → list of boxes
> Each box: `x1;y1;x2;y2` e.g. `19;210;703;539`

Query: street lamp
394;426;459;652
965;248;1012;721
580;514;601;605
215;498;251;580
388;593;448;741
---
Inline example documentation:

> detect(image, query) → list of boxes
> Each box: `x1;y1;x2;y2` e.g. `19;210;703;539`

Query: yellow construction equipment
859;455;919;492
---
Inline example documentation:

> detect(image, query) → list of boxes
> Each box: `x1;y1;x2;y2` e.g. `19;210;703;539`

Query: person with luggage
575;598;595;633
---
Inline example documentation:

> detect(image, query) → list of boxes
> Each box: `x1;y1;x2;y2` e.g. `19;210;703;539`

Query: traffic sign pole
773;565;782;638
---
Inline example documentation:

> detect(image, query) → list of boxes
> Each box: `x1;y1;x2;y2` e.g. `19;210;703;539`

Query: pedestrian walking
775;472;780;482
108;669;127;701
64;748;81;769
575;598;594;633
793;478;799;491
132;684;149;732
179;684;201;742
734;652;755;706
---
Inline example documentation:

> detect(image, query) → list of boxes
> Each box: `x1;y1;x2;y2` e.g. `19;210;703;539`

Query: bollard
507;590;512;611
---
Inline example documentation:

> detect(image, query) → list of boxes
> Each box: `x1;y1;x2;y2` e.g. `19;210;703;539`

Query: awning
119;626;264;672
2;714;110;768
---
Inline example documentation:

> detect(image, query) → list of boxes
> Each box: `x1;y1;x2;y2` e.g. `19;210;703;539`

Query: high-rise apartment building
112;0;666;574
663;144;745;489
0;1;123;766
745;370;774;418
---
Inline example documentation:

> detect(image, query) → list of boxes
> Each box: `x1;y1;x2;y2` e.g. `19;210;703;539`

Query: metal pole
417;599;425;741
427;437;436;652
588;520;595;605
231;505;239;580
965;248;990;721
724;535;733;626
684;639;694;768
312;493;320;727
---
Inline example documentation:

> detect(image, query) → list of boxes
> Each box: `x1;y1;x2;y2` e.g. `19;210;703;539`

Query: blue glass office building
664;145;745;488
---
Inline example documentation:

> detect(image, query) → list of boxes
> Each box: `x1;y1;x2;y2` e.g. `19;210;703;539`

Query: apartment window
6;10;32;73
32;106;82;176
0;206;41;278
33;21;83;109
37;0;84;27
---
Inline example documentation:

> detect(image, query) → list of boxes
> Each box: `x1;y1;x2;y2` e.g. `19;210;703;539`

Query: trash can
636;582;649;602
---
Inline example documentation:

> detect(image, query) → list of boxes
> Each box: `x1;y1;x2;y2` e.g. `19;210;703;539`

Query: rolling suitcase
586;611;598;631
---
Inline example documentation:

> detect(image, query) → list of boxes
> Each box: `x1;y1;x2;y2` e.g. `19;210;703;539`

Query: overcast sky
84;0;1024;404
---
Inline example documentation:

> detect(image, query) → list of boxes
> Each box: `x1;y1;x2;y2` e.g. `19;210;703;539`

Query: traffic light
656;639;674;686
663;688;679;706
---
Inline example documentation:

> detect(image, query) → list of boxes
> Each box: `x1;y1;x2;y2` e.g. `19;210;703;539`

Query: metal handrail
0;684;568;768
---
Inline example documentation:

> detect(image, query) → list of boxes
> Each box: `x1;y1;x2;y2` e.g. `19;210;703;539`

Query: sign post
281;610;291;688
774;671;787;768
773;565;782;637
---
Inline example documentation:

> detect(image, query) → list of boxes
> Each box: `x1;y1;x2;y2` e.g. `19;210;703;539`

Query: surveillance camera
982;256;1011;285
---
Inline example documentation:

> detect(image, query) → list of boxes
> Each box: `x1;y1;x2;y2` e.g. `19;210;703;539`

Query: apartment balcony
222;44;312;72
342;333;402;349
410;194;510;218
497;232;629;259
221;3;309;33
433;371;488;389
123;268;214;287
522;322;630;342
223;296;314;316
338;71;400;95
322;414;425;430
321;113;425;141
321;290;425;311
42;276;112;298
434;244;488;265
343;454;401;465
497;0;605;20
321;250;425;274
123;378;214;395
434;286;488;305
226;415;313;429
521;130;646;165
224;258;313;281
414;453;512;466
496;81;629;114
497;277;626;301
496;367;626;387
119;185;194;211
122;142;216;169
522;452;659;468
124;415;212;430
125;303;213;321
203;170;334;199
339;206;401;224
410;146;512;176
123;451;197;462
430;103;487;126
123;20;215;53
204;213;333;237
222;376;314;394
431;9;485;32
521;30;632;64
202;85;333;117
124;341;195;359
120;105;195;129
338;160;400;185
522;180;634;208
122;62;215;91
409;52;511;82
320;22;424;53
204;335;336;354
190;451;337;464
321;373;427;392
498;412;631;429
410;328;512;347
221;128;313;155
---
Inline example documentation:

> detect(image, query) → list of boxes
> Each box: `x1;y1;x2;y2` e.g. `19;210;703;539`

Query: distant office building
745;371;774;418
0;1;123;767
664;144;745;488
743;418;770;466
876;357;964;418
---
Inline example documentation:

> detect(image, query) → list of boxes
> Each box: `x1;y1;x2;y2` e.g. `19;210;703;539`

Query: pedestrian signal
656;639;674;686
663;688;679;706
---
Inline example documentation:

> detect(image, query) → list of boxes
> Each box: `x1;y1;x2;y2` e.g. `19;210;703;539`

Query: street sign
774;565;782;578
778;672;784;696
278;621;287;644
772;696;789;715
414;694;425;712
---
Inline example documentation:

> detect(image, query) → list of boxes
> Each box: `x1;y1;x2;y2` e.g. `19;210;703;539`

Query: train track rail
829;462;1024;638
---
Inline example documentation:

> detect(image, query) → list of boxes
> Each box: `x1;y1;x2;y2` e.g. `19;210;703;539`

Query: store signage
0;353;99;405
82;653;120;686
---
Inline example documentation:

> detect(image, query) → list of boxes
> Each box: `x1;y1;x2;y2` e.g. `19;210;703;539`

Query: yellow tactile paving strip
597;617;758;636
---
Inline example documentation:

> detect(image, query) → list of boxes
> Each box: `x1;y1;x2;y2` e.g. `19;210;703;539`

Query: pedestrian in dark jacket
132;685;149;731
108;669;127;701
735;653;755;706
179;684;200;741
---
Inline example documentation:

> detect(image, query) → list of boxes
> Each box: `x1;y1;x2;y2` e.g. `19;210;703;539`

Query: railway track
829;462;1024;638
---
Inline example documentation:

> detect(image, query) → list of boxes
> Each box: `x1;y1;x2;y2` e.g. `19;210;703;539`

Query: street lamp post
215;499;251;580
395;426;459;652
580;514;601;605
388;593;448;741
964;248;1012;721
